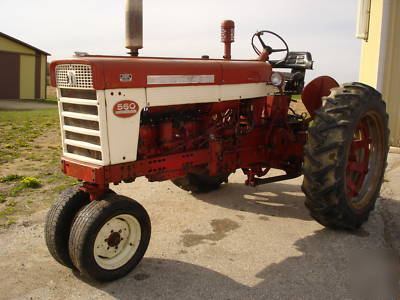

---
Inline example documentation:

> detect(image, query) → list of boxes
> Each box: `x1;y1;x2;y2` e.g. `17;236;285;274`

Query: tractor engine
137;104;209;159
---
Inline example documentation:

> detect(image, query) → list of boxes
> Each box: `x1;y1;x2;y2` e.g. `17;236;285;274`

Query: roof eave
0;32;50;56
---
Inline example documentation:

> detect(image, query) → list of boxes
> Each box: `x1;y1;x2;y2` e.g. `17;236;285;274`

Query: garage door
0;52;19;99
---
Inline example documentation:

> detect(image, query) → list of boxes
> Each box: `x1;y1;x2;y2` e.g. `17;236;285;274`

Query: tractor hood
50;56;272;90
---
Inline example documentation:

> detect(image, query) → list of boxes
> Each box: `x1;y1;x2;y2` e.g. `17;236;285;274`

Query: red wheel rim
346;118;371;199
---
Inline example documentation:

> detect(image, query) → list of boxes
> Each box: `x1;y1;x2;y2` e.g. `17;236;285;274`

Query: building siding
382;0;400;146
359;0;384;88
40;54;47;98
359;0;400;146
0;36;35;55
0;34;48;100
19;55;36;99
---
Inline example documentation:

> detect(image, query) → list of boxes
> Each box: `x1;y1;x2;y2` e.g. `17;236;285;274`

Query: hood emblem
66;70;77;86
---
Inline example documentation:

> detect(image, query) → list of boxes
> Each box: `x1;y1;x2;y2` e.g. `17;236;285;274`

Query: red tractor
45;0;389;281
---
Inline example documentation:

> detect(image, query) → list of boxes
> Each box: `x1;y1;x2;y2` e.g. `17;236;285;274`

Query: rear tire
45;185;90;268
302;82;389;230
68;194;151;281
171;173;228;193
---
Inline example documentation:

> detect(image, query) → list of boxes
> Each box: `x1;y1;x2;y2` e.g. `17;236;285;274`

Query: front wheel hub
106;231;122;248
94;214;141;270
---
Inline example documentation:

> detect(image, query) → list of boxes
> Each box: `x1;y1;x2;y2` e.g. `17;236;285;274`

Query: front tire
302;82;389;230
45;185;90;268
68;194;151;281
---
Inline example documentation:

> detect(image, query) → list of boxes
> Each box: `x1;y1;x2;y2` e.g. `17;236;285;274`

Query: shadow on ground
76;192;400;299
192;181;312;221
83;228;399;299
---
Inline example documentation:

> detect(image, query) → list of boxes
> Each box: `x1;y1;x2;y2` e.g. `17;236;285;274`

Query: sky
0;0;361;84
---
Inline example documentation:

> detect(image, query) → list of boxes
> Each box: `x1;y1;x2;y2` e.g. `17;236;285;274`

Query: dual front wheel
45;186;151;281
45;172;226;281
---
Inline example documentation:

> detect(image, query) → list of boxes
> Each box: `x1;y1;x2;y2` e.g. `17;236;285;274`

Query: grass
0;109;59;163
7;218;16;225
0;174;24;183
0;194;7;204
292;94;301;101
0;176;44;206
0;108;78;227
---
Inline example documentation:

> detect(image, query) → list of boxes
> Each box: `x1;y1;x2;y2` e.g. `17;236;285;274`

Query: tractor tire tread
171;173;228;193
45;185;90;268
302;82;389;230
68;194;151;281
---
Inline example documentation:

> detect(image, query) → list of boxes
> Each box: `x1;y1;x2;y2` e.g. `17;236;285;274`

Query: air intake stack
221;20;235;60
125;0;143;56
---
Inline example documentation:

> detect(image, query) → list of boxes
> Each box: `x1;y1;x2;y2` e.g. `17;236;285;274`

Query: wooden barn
0;32;50;100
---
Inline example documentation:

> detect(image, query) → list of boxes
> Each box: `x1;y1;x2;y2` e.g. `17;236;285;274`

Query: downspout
376;0;391;92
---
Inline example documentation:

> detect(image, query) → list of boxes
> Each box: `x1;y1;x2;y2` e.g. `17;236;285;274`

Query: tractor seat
270;51;313;70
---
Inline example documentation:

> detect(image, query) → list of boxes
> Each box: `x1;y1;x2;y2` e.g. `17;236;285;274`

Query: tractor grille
55;64;93;89
60;95;103;163
56;64;108;165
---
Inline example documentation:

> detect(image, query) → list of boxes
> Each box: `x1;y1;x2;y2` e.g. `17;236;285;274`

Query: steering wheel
251;30;289;62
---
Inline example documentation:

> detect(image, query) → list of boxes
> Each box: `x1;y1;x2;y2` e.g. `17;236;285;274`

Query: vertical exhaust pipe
125;0;143;56
221;20;235;60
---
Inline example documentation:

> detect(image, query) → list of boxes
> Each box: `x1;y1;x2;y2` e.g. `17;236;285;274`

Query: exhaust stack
125;0;143;56
221;20;235;60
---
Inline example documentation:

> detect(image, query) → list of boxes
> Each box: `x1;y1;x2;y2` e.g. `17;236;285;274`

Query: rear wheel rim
93;214;141;270
345;111;385;210
346;118;371;198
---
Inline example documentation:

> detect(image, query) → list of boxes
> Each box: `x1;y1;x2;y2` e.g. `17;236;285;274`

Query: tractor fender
301;76;339;118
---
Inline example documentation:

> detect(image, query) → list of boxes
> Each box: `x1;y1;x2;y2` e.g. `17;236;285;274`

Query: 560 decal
113;100;139;118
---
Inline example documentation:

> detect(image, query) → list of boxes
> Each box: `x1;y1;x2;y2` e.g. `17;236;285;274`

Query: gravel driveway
0;154;399;299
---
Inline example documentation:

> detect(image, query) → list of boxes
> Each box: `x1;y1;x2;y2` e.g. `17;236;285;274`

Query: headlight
270;72;284;86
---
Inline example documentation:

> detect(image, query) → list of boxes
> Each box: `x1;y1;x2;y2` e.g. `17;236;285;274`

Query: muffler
125;0;143;56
